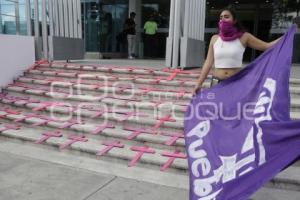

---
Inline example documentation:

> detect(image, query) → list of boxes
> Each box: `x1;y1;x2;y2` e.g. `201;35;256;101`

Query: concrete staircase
0;62;299;199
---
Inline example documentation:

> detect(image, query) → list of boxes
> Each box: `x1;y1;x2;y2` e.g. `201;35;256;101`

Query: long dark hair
220;6;246;32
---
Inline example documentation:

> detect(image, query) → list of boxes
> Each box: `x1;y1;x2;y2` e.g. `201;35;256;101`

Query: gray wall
0;34;35;89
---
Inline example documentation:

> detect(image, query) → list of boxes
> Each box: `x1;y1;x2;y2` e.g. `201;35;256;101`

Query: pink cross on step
150;77;164;84
59;135;88;150
152;115;176;134
137;87;155;95
116;111;148;122
0;124;21;132
15;98;40;106
14;113;38;123
175;89;187;99
128;146;155;167
166;69;182;81
0;108;21;118
150;100;165;108
96;140;124;156
32;102;64;112
161;132;184;146
126;67;135;72
59;119;84;129
123;126;150;140
8;82;30;90
89;108;113;119
90;123;115;135
34;131;63;144
31;115;62;127
2;96;20;103
160;150;187;171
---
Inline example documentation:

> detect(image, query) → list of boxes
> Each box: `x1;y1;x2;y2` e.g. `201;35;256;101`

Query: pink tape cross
128;146;155;167
90;123;115;135
34;131;63;144
160;150;187;171
59;119;83;129
152;115;176;134
96;140;124;156
161;132;184;146
123;126;150;140
116;111;148;122
0;108;21;119
14;113;38;123
0;124;21;132
31;115;62;127
59;135;88;150
32;102;64;112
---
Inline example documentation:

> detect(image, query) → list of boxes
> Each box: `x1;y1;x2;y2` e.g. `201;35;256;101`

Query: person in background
143;15;158;58
124;12;137;59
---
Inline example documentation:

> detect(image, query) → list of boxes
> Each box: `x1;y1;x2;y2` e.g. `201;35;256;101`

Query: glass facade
0;0;298;62
82;0;129;53
0;0;27;35
205;0;300;62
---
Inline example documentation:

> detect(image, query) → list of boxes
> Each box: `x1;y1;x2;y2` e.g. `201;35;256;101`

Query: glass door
83;0;128;53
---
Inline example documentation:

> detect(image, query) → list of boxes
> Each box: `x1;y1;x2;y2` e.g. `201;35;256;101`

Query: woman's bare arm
245;32;281;51
193;35;217;94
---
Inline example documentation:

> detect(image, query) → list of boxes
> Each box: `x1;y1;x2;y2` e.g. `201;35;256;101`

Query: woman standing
193;7;281;94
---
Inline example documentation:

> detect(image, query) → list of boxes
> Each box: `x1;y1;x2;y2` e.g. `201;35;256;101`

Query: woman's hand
192;83;202;96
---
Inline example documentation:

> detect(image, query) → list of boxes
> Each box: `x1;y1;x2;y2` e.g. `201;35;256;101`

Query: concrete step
24;68;300;97
37;63;200;79
25;69;196;90
36;63;300;85
0;119;187;173
3;85;188;117
251;187;300;200
4;85;300;121
0;102;185;150
15;77;192;102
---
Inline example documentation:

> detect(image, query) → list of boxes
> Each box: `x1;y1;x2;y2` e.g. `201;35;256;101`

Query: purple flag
184;26;300;200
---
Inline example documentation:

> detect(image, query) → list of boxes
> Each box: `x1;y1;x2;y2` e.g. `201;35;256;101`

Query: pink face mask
218;20;243;41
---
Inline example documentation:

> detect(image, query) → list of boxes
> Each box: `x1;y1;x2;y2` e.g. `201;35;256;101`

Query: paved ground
0;151;188;200
1;147;300;200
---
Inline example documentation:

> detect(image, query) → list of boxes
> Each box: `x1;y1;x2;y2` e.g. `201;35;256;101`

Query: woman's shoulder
211;34;219;45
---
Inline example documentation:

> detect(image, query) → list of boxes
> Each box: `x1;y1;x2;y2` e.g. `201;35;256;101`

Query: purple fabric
184;26;299;200
218;20;244;41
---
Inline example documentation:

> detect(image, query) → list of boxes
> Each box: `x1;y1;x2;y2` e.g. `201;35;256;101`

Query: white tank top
213;37;245;68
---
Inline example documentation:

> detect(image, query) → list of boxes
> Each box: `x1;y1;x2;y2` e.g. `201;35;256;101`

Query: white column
68;0;74;38
49;0;54;36
168;0;175;38
77;0;82;38
200;1;206;40
53;0;59;36
172;0;182;68
58;0;64;37
25;0;32;35
72;0;78;38
0;2;2;33
15;1;20;35
63;0;69;37
41;0;48;59
34;0;39;38
183;0;189;37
